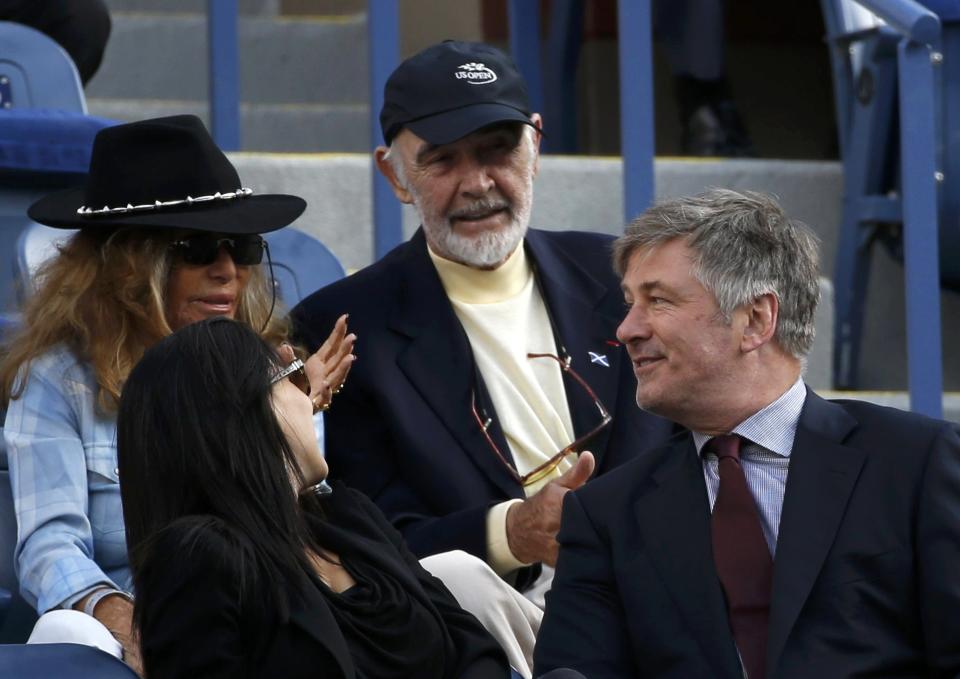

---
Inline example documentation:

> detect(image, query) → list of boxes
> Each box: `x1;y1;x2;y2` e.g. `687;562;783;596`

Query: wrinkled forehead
622;237;699;286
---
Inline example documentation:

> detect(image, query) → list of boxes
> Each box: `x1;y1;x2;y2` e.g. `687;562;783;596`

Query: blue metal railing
825;0;945;417
618;0;656;223
507;1;546;118
207;0;240;151
368;0;403;260
859;0;942;42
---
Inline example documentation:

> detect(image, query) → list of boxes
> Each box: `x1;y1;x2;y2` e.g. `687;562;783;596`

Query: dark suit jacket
137;485;508;679
291;228;673;580
534;390;960;678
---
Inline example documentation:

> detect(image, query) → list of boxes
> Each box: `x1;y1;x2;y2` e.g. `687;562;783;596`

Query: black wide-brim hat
28;115;306;234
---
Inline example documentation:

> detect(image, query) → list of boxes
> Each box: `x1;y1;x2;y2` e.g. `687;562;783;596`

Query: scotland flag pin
588;351;610;367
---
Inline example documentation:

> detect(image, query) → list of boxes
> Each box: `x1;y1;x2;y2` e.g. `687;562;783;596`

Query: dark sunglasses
169;234;266;266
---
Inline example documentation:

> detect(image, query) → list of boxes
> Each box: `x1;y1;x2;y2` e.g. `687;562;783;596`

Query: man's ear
528;112;543;177
740;292;778;353
374;146;414;204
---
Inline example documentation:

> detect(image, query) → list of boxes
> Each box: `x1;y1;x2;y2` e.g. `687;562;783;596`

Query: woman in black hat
0;115;354;672
116;316;513;679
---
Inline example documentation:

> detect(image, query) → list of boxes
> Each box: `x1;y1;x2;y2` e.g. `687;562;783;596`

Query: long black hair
117;316;320;635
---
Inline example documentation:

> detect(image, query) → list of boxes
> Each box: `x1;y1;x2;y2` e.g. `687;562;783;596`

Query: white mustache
449;200;510;220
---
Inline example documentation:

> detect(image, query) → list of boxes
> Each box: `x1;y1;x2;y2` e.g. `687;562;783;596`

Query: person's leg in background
655;0;754;156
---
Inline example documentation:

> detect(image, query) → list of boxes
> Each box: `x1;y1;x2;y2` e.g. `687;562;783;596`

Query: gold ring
312;396;330;414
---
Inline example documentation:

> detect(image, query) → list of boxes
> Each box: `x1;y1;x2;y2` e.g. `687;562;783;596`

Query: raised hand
304;314;356;413
505;451;596;567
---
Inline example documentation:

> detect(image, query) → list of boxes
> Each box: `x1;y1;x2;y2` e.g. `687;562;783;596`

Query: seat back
263;229;345;307
13;224;76;305
0;22;85;112
0;226;76;641
1;21;111;314
0;468;35;643
0;470;16;598
0;643;139;678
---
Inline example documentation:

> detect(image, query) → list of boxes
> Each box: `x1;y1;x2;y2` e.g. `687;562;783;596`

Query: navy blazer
534;390;960;678
292;229;673;578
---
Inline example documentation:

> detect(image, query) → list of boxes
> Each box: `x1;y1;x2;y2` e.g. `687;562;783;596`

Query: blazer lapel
525;231;623;466
634;436;743;677
289;578;356;678
766;390;862;675
390;230;521;499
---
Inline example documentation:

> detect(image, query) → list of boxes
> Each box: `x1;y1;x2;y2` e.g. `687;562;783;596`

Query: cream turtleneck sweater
429;243;575;575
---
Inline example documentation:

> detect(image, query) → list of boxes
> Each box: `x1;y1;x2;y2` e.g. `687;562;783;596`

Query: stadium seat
0;643;138;678
0;589;9;627
0;22;114;315
263;228;345;307
0;21;86;111
0;465;36;643
12;223;76;305
820;0;954;413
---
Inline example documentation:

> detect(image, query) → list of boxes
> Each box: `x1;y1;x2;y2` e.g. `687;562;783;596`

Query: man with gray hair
535;189;960;678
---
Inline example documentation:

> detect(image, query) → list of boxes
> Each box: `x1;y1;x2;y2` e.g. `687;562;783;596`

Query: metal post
617;0;655;224
207;0;241;150
543;0;585;153
368;0;403;260
508;0;545;117
897;39;943;417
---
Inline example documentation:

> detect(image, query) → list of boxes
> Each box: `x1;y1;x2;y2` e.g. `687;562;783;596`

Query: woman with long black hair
117;317;515;679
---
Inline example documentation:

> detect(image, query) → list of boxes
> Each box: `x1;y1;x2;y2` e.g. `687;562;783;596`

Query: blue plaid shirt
3;343;328;614
4;346;131;613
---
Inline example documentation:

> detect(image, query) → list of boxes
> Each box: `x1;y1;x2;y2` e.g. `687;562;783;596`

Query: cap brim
27;187;306;235
405;103;534;145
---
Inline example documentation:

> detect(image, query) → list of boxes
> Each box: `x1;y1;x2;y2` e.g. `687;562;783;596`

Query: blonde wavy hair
0;228;289;413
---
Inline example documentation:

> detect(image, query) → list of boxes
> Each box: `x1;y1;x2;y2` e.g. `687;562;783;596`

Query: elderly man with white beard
292;41;674;618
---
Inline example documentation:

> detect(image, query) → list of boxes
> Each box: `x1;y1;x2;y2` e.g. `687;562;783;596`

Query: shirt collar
428;239;530;304
692;377;806;457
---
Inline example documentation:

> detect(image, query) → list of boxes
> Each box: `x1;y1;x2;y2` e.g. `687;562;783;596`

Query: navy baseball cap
379;40;536;145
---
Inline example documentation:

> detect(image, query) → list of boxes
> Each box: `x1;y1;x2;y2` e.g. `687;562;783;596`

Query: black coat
291;228;674;583
534;391;960;678
137;485;509;679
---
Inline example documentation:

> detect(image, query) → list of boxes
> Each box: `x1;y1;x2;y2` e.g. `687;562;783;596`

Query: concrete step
103;0;282;14
85;13;368;104
819;392;960;424
87;99;370;152
103;0;366;15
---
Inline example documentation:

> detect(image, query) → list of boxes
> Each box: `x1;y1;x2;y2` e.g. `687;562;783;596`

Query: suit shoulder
291;240;415;344
295;246;403;313
529;229;620;286
534;228;616;248
831;398;953;443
